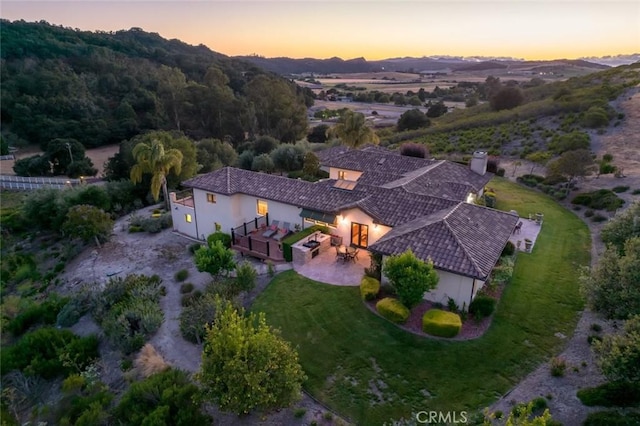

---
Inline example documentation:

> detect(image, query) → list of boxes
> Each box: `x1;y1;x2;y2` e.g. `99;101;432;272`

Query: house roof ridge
443;205;484;277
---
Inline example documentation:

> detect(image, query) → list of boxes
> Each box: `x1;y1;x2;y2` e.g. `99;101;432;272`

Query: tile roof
182;167;365;213
318;146;492;199
369;203;518;279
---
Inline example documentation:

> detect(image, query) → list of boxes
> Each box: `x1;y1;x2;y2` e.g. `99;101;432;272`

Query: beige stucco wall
332;207;392;247
169;195;198;239
328;167;363;181
380;257;481;310
187;189;304;239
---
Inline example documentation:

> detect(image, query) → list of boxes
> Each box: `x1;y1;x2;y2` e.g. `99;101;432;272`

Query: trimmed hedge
360;277;381;301
422;309;462;338
469;295;496;319
376;298;410;324
281;225;329;262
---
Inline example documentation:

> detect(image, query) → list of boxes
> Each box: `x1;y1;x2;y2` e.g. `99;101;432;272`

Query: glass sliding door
351;222;369;248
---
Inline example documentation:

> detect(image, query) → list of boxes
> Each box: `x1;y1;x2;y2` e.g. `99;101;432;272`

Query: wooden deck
232;230;286;262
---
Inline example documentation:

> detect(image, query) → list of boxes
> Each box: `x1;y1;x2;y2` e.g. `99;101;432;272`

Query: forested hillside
0;20;313;149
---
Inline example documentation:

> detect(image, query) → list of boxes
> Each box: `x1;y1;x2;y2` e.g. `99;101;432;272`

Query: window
338;170;346;180
185;214;192;223
257;199;268;216
206;193;216;203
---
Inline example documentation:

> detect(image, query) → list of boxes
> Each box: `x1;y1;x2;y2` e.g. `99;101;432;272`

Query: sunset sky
2;1;639;60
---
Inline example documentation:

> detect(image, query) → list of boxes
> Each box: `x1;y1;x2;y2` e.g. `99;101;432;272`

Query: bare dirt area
61;205;347;426
489;91;640;425
1;144;119;177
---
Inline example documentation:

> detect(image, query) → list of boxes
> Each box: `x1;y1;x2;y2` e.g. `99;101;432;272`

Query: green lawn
252;178;590;425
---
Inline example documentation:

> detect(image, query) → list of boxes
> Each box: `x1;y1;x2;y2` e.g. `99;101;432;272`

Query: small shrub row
360;276;381;301
375;298;410;324
129;213;172;233
422;309;461;338
571;189;625;211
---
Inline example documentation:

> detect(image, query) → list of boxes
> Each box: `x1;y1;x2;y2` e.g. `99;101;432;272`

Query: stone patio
293;246;370;286
509;216;543;253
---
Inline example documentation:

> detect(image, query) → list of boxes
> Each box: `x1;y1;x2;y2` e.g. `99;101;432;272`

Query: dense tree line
0;20;312;149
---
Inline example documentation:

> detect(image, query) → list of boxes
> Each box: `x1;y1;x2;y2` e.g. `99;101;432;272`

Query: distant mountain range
235;54;639;75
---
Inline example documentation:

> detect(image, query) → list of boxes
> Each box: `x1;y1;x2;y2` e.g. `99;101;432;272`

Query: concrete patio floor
509;216;543;253
293;246;370;286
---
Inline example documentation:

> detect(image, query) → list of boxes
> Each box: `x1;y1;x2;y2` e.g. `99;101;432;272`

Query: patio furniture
273;222;291;241
262;220;279;238
337;245;357;262
335;246;346;262
514;221;523;234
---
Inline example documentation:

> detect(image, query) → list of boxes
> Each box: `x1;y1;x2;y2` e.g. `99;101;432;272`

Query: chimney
470;151;488;176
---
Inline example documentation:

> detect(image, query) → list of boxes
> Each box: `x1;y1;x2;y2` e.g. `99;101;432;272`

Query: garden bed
364;290;499;340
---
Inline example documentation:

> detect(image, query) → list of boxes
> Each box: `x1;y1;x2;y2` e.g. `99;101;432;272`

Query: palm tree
329;110;379;148
130;139;183;210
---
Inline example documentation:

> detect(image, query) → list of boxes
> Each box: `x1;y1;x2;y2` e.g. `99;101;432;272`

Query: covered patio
293;246;370;286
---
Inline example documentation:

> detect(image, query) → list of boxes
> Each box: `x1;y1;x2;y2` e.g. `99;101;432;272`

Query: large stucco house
170;146;517;307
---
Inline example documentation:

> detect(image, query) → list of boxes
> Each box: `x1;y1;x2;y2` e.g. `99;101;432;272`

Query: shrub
501;241;515;257
207;231;232;248
180;283;194;294
577;381;640;407
360;276;381;301
115;368;212;425
375;298;410;324
94;274;165;354
189;243;203;254
422;309;462;338
550;357;567;377
592;214;607;223
571;189;625;211
584;209;595;218
590;323;603;332
399;142;427;158
496;168;506;177
6;294;69;336
383;250;438;308
57;288;94;327
469;295;496;319
294;408;306;418
583;411;640;426
235;261;257;293
588;335;603;345
632;189;640;195
1;327;99;378
174;269;189;282
612;185;630;193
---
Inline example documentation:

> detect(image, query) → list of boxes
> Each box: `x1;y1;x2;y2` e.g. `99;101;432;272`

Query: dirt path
489;89;640;425
62;206;346;425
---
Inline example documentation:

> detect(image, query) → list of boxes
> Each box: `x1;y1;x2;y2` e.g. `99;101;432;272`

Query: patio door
351;222;369;248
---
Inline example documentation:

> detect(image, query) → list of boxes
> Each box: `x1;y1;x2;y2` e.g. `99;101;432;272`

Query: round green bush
501;241;515;257
375;298;410;324
360;276;381;301
207;232;232;248
174;269;189;282
422;309;462;338
180;283;194;294
469;295;496;319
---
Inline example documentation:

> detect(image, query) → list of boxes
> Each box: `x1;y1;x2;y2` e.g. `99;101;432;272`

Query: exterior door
351;222;369;248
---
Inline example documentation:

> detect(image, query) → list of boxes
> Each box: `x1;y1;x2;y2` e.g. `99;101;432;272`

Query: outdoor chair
514;222;523;234
352;249;359;261
273;222;291;241
262;220;279;238
335;246;346;262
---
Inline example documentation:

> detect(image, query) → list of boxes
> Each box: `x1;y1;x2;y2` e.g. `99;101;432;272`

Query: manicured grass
252;178;590;425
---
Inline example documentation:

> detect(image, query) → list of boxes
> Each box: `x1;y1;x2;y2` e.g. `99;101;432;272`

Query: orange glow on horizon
1;1;638;62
